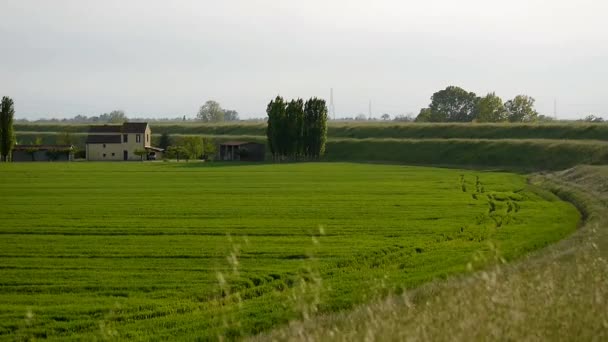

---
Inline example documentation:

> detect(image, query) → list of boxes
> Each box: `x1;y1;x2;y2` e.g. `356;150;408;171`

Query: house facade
86;122;161;161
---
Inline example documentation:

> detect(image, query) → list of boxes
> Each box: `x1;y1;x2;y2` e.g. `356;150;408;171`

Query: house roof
88;122;148;134
122;122;148;133
86;135;122;144
13;145;73;151
89;125;122;133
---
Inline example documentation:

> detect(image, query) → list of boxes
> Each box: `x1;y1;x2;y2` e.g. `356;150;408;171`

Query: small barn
219;141;265;162
12;145;74;162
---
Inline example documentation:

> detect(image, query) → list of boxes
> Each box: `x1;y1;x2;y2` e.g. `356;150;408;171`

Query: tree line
266;96;328;160
415;86;549;123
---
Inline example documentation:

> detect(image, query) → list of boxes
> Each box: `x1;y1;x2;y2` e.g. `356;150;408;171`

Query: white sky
1;0;607;119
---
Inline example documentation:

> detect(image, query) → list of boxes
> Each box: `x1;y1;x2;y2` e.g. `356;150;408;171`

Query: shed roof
86;135;122;144
145;146;165;152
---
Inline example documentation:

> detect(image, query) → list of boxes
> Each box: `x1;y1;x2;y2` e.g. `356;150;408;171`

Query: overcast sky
1;0;607;120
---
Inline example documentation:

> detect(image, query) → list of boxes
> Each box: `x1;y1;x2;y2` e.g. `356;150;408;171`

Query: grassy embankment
14;122;608;170
0;162;579;340
254;165;608;341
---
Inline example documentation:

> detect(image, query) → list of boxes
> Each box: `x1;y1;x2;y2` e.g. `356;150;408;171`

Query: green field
0;162;580;340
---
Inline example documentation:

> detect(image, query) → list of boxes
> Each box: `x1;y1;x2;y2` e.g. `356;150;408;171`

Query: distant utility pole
329;88;336;120
368;100;372;120
554;99;558;119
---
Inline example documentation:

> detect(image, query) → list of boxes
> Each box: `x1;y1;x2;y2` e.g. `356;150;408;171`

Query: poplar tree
286;99;304;159
304;98;328;159
0;97;16;162
266;96;286;160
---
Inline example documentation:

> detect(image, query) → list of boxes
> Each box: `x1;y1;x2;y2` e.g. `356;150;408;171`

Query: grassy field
0;162;580;340
255;165;608;341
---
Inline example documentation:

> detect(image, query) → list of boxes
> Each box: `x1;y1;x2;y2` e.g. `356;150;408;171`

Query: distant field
0;162;579;340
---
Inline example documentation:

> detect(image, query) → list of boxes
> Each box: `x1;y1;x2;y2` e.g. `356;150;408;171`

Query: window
123;134;128;143
112;153;115;157
146;134;149;143
136;134;141;143
103;153;106;158
103;144;106;148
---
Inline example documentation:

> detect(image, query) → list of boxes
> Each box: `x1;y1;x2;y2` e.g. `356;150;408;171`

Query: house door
123;150;128;161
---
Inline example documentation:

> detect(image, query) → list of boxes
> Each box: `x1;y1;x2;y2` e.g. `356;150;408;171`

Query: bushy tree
197;100;225;122
202;138;217;160
476;93;509;122
428;86;480;122
0;96;16;161
415;108;432;122
133;149;147;161
381;113;390;121
505;95;538;122
181;136;204;160
224;110;239;121
98;110;127;123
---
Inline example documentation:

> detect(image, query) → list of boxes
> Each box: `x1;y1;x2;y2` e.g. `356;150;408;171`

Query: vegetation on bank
0;163;579;340
15;122;608;141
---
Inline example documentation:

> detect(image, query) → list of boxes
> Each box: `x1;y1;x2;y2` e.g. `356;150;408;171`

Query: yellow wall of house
86;143;124;161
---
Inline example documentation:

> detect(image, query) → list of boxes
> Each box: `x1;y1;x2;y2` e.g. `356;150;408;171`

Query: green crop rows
0;162;580;340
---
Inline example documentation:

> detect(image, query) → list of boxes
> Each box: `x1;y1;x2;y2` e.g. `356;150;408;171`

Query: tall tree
286;99;304;158
159;132;172;150
0;97;16;161
505;95;539;122
428;86;480;122
476;92;509;122
197;100;225;122
266;96;286;160
304;98;328;159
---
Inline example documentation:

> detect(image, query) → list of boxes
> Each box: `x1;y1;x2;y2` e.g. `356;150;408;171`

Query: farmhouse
12;145;74;162
86;122;163;161
219;141;266;162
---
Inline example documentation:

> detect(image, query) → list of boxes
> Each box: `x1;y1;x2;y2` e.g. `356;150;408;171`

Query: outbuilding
11;145;74;162
219;141;266;162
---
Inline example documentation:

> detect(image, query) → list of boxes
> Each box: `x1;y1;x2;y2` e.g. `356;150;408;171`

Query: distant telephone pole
554;99;558;119
329;88;336;120
368;100;372;120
